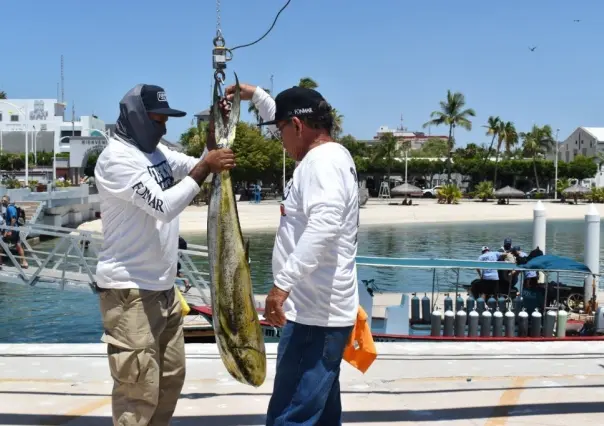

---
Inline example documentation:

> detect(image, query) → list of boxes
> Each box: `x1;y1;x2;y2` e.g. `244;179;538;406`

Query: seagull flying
529;46;537;51
574;19;581;22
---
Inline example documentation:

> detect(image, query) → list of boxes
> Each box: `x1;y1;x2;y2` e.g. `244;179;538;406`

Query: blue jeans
266;321;353;426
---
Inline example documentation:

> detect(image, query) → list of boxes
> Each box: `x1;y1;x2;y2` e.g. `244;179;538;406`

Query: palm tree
373;132;402;188
331;108;344;140
248;87;271;124
520;124;554;190
481;116;500;170
493;121;518;186
0;91;6;99
423;90;475;183
297;77;318;89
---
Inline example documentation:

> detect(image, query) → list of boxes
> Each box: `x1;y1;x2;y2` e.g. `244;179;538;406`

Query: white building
0;98;107;155
557;127;604;162
364;125;448;151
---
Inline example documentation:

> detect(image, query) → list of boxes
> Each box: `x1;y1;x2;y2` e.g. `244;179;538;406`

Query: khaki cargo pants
98;286;185;426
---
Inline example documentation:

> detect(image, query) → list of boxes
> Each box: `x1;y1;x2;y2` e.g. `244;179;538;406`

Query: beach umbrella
562;183;591;203
562;184;591;196
494;185;525;198
391;182;422;196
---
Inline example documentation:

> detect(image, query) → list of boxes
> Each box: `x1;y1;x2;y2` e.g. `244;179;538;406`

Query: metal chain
216;0;221;36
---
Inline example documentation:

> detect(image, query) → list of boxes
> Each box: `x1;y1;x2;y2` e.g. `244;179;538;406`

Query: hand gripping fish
207;73;267;387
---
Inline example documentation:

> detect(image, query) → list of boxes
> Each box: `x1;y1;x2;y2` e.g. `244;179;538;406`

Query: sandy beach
77;198;603;235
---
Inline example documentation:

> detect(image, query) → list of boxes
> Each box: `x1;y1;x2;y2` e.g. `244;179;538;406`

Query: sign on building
68;136;108;168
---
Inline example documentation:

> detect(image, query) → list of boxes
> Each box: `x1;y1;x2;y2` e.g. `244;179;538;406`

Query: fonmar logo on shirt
131;181;164;212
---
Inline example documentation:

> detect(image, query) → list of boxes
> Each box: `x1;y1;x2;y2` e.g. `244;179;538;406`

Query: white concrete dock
1;342;604;425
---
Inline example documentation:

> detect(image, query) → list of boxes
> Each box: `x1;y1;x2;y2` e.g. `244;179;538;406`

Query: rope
228;0;292;52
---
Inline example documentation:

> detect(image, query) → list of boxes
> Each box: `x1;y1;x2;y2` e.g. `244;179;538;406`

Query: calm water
0;219;599;343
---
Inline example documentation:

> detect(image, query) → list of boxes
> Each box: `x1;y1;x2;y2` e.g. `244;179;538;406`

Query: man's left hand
264;285;289;327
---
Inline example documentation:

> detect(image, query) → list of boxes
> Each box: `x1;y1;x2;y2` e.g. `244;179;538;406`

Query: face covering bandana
115;84;164;154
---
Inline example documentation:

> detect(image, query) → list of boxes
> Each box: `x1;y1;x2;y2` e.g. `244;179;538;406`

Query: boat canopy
356;254;595;275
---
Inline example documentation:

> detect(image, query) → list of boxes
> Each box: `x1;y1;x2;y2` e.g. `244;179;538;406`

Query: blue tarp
355;254;594;274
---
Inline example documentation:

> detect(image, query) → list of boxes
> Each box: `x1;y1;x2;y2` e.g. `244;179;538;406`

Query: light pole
554;128;560;200
0;100;29;184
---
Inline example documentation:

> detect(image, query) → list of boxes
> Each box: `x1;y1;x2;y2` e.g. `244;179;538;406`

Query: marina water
1;219;600;343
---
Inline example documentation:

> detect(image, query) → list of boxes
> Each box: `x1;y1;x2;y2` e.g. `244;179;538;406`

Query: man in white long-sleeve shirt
94;84;234;426
226;83;359;426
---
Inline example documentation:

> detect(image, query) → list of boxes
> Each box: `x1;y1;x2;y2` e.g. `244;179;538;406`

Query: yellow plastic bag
343;306;377;373
175;285;191;317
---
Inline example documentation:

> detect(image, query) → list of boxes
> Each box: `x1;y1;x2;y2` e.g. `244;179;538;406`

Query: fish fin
245;239;250;264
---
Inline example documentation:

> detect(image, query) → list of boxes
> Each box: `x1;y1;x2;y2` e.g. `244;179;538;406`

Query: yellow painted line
484;377;527;426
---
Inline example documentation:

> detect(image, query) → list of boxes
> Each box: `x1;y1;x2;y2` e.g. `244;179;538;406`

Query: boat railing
0;223;212;301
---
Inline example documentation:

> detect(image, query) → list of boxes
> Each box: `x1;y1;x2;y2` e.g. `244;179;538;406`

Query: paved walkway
1;342;604;425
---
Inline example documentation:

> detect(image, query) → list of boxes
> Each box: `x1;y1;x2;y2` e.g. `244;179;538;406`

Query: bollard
468;309;480;337
430;308;442;336
411;293;421;323
556;308;568;338
480;309;492;337
477;296;486;315
543;310;556;337
531;308;542;337
455;309;467;337
443;310;455;337
504;310;515;337
584;204;600;310
533;200;546;253
493;308;503;337
444;293;453;313
518;308;529;337
421;293;431;324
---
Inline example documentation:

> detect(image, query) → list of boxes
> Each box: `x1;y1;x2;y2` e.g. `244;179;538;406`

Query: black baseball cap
258;86;330;126
141;84;186;117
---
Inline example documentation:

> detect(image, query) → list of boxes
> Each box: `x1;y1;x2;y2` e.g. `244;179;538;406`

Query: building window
10;115;19;122
582;148;587;156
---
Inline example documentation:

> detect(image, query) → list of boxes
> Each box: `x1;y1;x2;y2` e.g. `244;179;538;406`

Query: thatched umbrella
391;182;422;205
562;184;591;204
494;185;525;205
391;182;422;196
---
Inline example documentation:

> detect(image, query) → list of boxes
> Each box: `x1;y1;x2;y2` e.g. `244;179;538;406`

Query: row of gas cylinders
411;293;568;338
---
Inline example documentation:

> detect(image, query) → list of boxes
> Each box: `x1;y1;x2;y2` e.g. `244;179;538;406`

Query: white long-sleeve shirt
252;87;360;327
94;135;206;291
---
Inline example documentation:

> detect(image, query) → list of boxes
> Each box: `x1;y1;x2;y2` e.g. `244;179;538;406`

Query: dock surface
1;342;604;425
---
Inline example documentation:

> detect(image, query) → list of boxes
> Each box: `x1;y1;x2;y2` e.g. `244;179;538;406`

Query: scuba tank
480;309;492;338
518;308;529;337
466;293;475;313
455;293;465;312
556;308;568;338
487;295;497;311
421;293;431;324
468;308;479;337
430;308;442;337
504;310;515;337
455;308;467;337
543;309;556;337
444;293;453;313
497;295;507;314
411;293;421;324
492;307;504;337
443;309;455;337
530;308;542;337
476;296;486;315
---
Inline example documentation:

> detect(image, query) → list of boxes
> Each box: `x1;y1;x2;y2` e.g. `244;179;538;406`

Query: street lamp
553;128;560;200
0;100;29;185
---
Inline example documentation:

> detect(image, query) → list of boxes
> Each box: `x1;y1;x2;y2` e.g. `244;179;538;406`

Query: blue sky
2;0;603;146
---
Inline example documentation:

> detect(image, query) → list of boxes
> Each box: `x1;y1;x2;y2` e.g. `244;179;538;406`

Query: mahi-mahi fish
207;73;266;387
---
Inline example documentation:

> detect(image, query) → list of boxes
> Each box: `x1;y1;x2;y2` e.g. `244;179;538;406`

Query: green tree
373;132;402;186
494;121;518;186
568;155;598;180
520;124;554;189
475;181;494;202
297;77;318;89
411;138;449;158
331;108;344;140
423;90;476;183
0;91;6;99
179;122;208;158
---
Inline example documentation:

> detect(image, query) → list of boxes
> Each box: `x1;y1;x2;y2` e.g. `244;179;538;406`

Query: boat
189;253;604;342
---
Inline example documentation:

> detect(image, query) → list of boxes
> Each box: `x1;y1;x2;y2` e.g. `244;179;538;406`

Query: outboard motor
411;293;421;324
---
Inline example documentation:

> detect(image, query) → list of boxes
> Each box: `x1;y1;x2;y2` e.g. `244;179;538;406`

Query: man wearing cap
94;84;235;425
226;83;359;425
472;246;501;298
